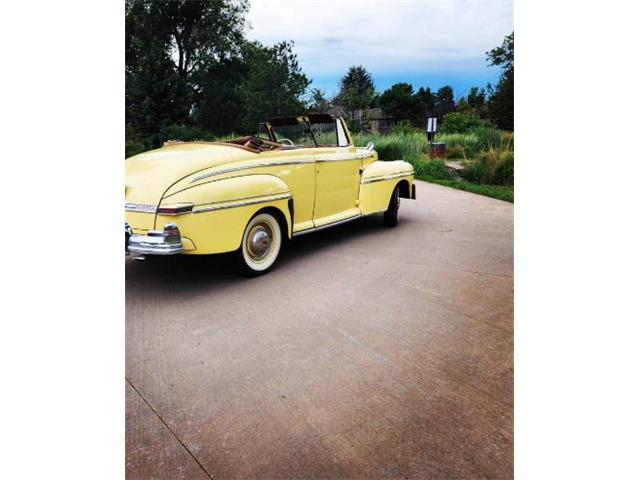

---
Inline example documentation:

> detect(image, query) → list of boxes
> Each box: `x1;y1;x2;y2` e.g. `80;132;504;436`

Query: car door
312;119;362;227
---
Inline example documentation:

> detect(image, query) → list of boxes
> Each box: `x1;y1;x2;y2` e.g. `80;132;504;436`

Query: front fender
156;174;292;254
359;160;415;215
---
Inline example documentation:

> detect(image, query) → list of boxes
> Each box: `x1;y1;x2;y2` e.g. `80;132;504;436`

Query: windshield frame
264;115;347;148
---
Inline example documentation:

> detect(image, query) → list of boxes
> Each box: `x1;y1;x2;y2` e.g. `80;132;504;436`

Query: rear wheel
383;185;400;227
236;212;282;276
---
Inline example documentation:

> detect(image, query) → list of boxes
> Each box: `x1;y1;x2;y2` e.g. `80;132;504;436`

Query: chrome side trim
361;172;414;185
314;153;362;163
292;214;361;237
190;153;363;183
125;203;157;213
193;193;291;214
190;160;314;184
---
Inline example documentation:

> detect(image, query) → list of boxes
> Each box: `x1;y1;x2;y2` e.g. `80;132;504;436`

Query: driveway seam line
126;377;214;480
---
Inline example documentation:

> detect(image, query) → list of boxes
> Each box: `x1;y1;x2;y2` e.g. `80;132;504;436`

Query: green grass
352;130;514;203
417;176;514;203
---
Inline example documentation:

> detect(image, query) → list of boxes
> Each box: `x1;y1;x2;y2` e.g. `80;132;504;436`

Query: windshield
265;115;349;147
310;121;339;146
271;123;316;147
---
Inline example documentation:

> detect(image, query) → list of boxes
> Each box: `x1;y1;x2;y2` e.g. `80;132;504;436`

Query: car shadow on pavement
125;213;415;295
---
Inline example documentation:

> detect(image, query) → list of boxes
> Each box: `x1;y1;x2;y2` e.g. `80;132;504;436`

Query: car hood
125;142;250;205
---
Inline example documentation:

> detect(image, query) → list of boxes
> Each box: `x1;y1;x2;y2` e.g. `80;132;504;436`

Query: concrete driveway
126;180;513;479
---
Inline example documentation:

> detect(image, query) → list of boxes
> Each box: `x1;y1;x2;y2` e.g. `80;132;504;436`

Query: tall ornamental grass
352;131;429;163
461;149;514;185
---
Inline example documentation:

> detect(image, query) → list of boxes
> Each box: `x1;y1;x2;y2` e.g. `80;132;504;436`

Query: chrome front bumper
125;223;184;256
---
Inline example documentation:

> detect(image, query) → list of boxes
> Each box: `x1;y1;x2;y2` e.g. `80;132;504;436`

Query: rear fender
156;174;293;254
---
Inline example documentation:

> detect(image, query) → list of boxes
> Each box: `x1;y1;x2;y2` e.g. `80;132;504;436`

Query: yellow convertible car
125;114;415;275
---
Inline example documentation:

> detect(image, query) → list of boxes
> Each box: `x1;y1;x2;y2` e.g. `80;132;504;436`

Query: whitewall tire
237;212;282;276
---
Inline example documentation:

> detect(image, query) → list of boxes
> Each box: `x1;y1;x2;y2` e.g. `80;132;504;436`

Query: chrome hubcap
246;223;272;261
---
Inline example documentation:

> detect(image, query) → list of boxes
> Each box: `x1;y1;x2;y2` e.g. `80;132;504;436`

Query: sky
246;0;513;99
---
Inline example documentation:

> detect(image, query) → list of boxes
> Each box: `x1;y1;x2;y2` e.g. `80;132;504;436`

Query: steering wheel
279;138;294;146
243;137;264;150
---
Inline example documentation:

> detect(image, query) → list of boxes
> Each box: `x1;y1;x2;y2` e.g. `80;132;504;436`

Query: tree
309;88;331;113
126;0;191;147
379;83;421;125
236;41;311;131
416;87;435;115
457;86;488;117
192;57;248;134
126;0;249;150
487;32;514;72
467;87;486;110
337;65;375;127
487;32;514;130
434;86;456;117
146;0;248;79
488;69;513;130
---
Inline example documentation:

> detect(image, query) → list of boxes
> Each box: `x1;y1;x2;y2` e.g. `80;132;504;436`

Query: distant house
363;108;394;134
325;105;394;133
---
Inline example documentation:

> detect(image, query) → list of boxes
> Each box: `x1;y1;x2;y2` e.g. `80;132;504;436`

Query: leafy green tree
150;0;248;77
487;32;514;130
309;88;331;113
236;41;310;131
416;86;435;117
434;86;456;117
379;83;421;125
125;0;249;151
467;87;486;110
126;0;191;147
192;58;247;134
337;65;375;127
488;69;513;130
487;32;514;71
457;86;488;117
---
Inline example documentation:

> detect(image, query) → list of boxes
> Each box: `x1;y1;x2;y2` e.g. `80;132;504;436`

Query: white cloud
246;0;513;86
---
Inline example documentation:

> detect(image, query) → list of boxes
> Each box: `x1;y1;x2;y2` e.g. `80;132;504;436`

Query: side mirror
366;142;375;151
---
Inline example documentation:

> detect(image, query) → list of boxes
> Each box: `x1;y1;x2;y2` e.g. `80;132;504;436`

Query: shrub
493;151;514;185
461;148;514;185
502;131;514;150
437;133;479;157
462;159;494;184
472;127;503;151
440;112;484;133
390;120;420;136
414;159;452;180
377;138;407;160
352;131;429;163
445;144;466;160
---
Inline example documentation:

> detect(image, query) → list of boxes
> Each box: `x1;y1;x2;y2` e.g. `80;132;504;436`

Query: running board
292;215;361;237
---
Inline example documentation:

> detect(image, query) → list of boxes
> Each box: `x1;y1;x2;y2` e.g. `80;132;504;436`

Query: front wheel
383;185;400;227
236;212;283;276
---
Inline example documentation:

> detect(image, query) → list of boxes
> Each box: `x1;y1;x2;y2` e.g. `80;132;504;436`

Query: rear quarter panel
157;174;292;254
